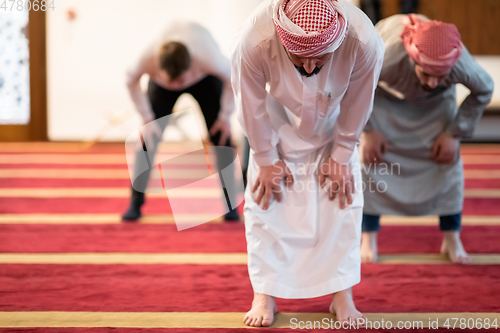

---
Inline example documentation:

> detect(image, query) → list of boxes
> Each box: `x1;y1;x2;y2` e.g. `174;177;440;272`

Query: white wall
47;0;263;142
456;56;500;108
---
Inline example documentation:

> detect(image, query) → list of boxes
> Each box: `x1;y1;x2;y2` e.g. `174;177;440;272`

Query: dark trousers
360;0;381;24
400;0;419;13
362;213;462;232
132;75;233;195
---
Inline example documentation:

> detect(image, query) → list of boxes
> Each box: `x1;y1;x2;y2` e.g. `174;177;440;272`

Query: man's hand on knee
209;119;231;146
140;120;163;150
432;131;459;164
318;157;355;209
360;130;387;165
252;160;293;210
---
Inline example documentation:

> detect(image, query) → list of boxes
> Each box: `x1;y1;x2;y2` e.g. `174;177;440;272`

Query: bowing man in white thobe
231;0;384;327
360;14;494;264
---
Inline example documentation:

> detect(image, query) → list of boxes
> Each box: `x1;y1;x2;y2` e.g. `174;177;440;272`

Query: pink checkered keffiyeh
274;0;348;57
401;14;463;73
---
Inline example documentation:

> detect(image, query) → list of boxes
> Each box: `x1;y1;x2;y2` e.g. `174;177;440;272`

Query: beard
294;65;323;77
422;84;434;92
422;84;445;92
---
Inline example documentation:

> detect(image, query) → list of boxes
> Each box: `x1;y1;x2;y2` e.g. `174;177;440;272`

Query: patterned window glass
0;11;30;124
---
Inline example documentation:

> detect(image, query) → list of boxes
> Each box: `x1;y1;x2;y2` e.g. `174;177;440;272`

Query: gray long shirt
362;14;494;216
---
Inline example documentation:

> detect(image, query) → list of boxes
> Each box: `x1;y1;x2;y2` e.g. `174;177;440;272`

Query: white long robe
362;15;494;216
231;0;384;298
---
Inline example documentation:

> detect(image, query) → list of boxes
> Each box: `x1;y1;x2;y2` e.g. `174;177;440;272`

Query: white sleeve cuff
331;145;354;165
217;108;233;121
253;148;280;167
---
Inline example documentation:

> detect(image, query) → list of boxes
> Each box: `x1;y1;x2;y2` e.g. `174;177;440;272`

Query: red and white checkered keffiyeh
273;0;348;57
401;14;463;73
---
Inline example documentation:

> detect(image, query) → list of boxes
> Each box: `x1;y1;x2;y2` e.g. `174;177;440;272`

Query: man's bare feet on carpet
441;231;471;264
244;293;277;327
360;232;378;263
329;288;366;324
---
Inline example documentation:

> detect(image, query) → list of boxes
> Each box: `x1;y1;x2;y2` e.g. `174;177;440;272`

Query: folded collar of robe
401;14;463;73
273;0;349;58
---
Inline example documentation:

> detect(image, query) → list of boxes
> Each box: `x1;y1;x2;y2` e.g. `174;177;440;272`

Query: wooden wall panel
379;0;500;55
380;0;400;19
28;10;48;141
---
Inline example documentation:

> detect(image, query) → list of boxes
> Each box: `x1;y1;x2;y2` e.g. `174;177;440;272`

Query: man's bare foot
360;232;378;263
441;231;471;264
329;288;366;324
244;293;276;327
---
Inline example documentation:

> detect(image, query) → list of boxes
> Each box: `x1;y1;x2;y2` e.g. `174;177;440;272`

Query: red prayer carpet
0;143;499;332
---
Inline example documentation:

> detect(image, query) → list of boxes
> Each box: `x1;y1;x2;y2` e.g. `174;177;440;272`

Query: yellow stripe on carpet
1;154;499;165
0;142;496;153
463;189;500;198
463;170;500;179
377;254;500;265
0;311;498;329
0;214;499;225
0;169;498;179
461;155;500;164
0;169;210;179
0;154;211;165
0;188;223;198
0;253;498;265
380;215;500;226
0;142;204;153
0;214;224;224
0;188;496;198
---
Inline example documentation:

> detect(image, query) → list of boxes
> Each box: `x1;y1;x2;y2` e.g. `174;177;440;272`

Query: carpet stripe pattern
0;142;499;331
